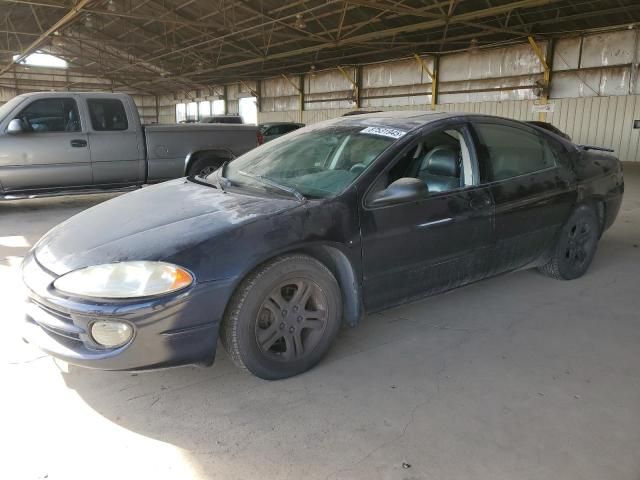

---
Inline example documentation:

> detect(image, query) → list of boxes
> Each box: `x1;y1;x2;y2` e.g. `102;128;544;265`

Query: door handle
70;139;87;147
469;196;491;210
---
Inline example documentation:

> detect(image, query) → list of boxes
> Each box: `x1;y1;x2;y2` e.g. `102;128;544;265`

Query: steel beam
179;0;555;77
0;0;94;76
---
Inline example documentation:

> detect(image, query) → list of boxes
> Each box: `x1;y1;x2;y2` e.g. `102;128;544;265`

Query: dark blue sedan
22;111;624;379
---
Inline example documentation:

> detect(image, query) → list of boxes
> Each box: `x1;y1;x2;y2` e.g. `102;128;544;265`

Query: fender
228;240;365;329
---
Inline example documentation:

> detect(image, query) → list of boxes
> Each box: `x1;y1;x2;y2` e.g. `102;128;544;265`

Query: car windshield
223;125;397;198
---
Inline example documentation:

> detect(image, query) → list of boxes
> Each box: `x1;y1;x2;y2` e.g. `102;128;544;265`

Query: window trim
474;165;560;187
469;119;560;184
14;97;82;134
362;121;481;211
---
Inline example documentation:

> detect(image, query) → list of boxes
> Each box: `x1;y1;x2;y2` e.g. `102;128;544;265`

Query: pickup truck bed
143;123;257;181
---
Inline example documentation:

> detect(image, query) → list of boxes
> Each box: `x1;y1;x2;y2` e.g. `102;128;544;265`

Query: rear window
88;99;128;131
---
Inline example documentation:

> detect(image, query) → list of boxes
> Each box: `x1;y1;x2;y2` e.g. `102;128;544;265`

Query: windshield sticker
360;126;407;139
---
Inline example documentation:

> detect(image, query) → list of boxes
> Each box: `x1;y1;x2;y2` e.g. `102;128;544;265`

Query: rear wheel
539;205;600;280
220;254;342;380
187;157;225;177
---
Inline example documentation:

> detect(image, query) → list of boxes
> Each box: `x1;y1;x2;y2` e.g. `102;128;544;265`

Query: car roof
260;121;303;126
323;110;556;134
320;110;462;132
16;91;131;99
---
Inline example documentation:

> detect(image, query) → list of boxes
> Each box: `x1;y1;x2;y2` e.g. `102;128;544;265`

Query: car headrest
420;145;460;177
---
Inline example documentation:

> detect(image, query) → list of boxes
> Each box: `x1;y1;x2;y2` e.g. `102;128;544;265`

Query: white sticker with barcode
360;126;407;139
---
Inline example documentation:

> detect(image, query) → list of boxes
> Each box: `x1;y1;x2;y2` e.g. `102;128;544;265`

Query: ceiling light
52;36;65;48
107;0;117;12
310;64;316;77
294;13;306;30
469;38;479;55
84;14;94;28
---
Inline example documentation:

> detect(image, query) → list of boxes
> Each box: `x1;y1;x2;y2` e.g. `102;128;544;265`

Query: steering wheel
349;163;366;174
20;115;33;132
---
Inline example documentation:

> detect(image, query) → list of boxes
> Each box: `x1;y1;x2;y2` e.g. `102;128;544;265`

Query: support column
299;74;305;123
222;84;228;114
337;66;358;108
356;65;363;109
528;36;552;122
256;79;262;113
281;73;304;123
414;53;438;110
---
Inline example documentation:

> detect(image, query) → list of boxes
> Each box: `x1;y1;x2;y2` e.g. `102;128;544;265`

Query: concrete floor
2;165;639;480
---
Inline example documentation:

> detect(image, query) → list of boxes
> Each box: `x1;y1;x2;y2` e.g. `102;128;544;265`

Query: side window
473;123;557;182
87;99;128;131
381;127;474;194
16;98;80;133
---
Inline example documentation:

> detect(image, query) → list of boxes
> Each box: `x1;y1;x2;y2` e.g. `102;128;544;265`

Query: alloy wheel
565;220;595;269
255;278;328;361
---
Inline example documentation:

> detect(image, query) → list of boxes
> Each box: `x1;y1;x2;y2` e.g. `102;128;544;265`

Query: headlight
53;261;193;299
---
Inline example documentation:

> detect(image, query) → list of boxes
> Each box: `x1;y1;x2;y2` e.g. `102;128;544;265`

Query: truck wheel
220;254;342;380
538;205;600;280
188;157;224;177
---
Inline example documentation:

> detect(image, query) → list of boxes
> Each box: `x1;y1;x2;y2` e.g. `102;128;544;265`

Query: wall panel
259;95;640;162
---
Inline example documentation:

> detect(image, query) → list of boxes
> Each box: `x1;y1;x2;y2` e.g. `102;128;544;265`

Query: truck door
85;97;145;185
0;96;92;192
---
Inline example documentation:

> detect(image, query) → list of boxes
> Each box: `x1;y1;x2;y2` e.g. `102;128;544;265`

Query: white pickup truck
0;91;262;198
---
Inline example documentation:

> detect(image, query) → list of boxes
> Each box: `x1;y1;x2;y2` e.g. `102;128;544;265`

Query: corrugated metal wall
258;96;640;162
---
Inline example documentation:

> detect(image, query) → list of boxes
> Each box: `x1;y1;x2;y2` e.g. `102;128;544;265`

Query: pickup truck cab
0;92;261;198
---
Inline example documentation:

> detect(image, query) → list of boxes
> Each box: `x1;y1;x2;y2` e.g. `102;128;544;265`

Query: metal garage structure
1;0;639;160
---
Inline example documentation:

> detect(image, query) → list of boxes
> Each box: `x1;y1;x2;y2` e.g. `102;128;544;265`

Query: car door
359;122;495;312
0;96;92;192
86;97;145;185
469;119;577;275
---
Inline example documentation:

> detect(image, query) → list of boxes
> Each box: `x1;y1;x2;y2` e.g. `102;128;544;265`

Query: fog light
91;320;133;348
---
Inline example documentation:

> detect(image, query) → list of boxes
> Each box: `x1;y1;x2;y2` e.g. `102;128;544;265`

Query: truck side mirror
7;118;24;134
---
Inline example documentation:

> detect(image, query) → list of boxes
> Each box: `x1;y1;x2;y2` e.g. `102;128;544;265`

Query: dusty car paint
22;111;624;371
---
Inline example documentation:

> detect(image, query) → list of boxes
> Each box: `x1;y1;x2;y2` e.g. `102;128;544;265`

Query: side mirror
7;118;23;134
369;177;428;206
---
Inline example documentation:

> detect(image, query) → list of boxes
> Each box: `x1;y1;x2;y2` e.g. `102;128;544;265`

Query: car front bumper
21;252;234;370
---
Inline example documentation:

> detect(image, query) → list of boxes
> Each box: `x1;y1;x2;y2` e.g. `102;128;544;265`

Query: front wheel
220;254;342;380
539;205;600;280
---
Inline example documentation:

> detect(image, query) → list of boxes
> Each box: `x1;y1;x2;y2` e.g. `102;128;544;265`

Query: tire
220;254;342;380
187;157;224;177
538;204;600;280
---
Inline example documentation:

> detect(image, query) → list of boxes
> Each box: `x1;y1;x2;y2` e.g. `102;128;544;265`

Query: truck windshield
223;126;397;198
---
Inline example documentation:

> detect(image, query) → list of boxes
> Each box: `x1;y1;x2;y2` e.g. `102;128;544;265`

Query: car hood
34;178;299;276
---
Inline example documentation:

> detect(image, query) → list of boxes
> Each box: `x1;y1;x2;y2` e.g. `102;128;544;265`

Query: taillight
257;130;264;145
